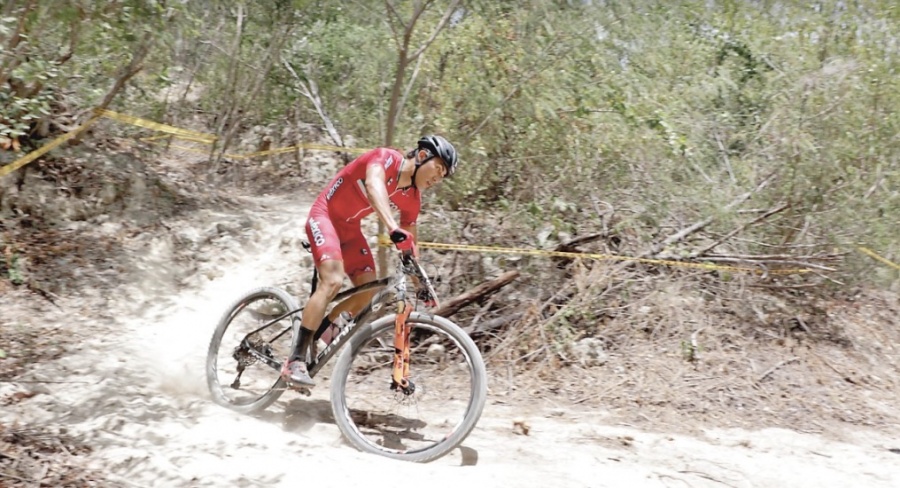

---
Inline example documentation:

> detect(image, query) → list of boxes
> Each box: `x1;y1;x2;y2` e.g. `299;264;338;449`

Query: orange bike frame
391;300;413;389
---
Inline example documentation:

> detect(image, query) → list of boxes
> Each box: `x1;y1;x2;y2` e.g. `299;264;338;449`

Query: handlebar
398;250;440;309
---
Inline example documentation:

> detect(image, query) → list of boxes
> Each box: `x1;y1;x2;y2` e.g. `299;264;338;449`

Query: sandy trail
2;194;899;488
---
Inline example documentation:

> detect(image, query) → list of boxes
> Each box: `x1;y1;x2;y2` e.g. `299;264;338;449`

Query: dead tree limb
691;203;791;257
757;357;799;383
283;61;349;162
56;6;84;66
434;270;519;319
552;233;605;268
695;257;837;272
95;32;153;112
71;31;153;144
463;312;525;336
554;233;605;253
641;172;777;258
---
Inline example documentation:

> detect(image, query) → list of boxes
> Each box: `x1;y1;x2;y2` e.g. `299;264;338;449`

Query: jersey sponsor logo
309;218;326;246
385;155;394;169
325;177;344;201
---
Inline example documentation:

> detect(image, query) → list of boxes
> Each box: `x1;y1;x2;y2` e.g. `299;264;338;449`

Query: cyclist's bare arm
364;164;401;232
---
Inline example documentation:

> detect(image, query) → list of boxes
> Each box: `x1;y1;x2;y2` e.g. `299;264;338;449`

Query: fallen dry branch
552;233;606;267
553;233;605;253
434;270;519;318
691;203;791;257
283;60;350;162
701;252;844;262
757;357;800;383
641;172;776;258
697;256;839;272
463;312;525;336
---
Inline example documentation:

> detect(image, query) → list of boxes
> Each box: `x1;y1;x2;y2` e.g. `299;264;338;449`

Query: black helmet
417;135;459;177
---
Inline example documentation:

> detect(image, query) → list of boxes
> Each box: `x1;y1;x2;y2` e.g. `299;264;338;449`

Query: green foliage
5;252;24;285
4;0;897;285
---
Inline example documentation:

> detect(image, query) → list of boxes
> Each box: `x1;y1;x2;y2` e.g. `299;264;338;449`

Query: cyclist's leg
325;231;378;322
318;269;377;344
284;212;345;385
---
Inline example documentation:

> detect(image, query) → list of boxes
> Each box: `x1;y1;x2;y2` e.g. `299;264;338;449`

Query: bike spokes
339;321;478;456
209;294;293;407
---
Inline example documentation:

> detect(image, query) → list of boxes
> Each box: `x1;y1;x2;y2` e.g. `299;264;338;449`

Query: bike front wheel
206;287;297;414
330;312;488;463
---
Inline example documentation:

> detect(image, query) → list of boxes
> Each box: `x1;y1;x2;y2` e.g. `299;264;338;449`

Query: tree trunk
72;32;153;144
378;0;460;277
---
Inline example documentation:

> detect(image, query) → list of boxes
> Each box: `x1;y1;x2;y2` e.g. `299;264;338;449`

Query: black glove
416;288;436;308
389;228;418;256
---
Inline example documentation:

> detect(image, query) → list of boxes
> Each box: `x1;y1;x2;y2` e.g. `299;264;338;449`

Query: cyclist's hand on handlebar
416;288;437;308
389;228;418;256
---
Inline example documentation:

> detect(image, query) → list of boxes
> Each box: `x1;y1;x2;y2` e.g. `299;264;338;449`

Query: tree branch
215;21;293;166
433;270;519;318
56;7;83;66
283;60;347;156
408;0;460;62
0;0;39;88
96;31;153;111
384;0;404;43
697;256;837;272
395;52;425;130
691;203;790;257
641;172;777;258
3;0;37;54
757;357;799;383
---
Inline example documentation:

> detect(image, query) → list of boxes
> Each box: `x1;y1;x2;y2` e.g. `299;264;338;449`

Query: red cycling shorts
305;206;375;280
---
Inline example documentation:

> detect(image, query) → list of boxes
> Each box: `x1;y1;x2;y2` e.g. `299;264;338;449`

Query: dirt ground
2;145;900;487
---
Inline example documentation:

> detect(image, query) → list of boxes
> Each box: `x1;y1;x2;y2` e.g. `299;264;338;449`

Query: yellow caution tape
233;143;369;159
2;108;893;278
144;139;366;160
139;133;217;144
142;137;365;158
858;246;900;271
95;109;217;142
0;113;101;179
2;108;368;179
377;235;812;275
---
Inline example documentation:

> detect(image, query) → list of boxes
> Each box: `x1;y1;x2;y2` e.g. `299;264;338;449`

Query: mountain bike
205;247;488;463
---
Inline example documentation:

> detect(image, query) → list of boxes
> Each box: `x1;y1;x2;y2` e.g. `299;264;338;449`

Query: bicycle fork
390;301;415;395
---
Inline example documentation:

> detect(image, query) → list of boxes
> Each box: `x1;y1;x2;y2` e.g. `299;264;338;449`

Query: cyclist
282;135;459;386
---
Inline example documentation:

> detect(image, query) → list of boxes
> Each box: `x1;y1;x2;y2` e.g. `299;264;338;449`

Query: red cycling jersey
305;148;421;279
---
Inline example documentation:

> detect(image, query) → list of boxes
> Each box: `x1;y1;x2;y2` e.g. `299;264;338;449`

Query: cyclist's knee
316;272;344;298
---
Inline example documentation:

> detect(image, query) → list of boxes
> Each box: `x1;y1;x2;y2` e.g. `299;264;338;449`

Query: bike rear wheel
330;312;487;463
206;287;297;414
